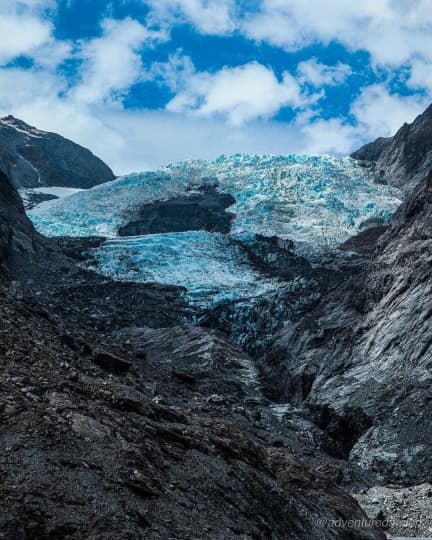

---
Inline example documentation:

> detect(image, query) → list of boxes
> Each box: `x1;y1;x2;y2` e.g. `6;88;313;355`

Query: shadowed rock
261;171;432;486
119;186;235;236
0;169;41;272
351;137;392;162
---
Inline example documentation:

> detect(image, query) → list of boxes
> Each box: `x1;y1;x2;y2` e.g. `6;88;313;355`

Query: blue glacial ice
86;231;284;309
27;154;402;309
29;154;401;251
29;171;188;238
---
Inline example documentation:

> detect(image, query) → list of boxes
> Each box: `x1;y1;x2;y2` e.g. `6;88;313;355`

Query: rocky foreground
0;170;386;538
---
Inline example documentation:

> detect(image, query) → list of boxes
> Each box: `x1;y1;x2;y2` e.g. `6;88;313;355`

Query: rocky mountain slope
0;169;43;274
0;161;386;536
262;154;432;494
0;116;115;189
352;103;432;193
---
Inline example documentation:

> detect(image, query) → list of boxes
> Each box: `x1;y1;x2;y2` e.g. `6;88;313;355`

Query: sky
1;1;432;174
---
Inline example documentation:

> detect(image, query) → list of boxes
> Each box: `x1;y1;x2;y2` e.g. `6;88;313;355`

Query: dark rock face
19;239;190;333
0;302;385;540
339;225;387;256
119;186;235;236
0;170;40;272
0;116;115;189
238;234;312;281
351;104;432;192
351;137;392;162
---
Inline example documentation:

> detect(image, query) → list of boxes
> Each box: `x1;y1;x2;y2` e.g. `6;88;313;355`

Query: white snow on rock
20;187;84;211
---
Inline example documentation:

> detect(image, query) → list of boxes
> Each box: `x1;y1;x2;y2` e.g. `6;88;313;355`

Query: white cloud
0;91;307;174
71;18;165;105
166;61;310;125
0;0;71;68
241;0;432;67
296;82;432;155
297;58;351;87
0;64;429;175
143;1;432;82
350;84;429;138
1;60;429;175
0;67;66;110
299;117;359;155
91;109;306;172
147;52;196;92
0;55;305;174
0;14;52;65
407;59;432;91
146;0;236;35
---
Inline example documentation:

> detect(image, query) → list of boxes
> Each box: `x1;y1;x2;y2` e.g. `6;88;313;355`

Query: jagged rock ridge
352;103;432;193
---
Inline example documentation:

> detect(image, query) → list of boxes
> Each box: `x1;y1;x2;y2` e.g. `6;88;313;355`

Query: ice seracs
29;153;402;252
87;231;282;308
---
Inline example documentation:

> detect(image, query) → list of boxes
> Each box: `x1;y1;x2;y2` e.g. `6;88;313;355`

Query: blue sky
1;1;432;173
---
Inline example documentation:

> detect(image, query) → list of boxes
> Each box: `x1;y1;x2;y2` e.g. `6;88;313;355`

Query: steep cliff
262;170;432;486
352;104;432;193
0;169;40;273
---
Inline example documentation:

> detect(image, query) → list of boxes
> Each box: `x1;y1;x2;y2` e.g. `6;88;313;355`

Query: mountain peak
352;101;432;193
0;116;115;189
0;115;33;128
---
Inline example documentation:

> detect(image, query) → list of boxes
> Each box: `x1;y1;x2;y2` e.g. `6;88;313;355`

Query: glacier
27;154;402;313
87;231;283;308
29;154;401;250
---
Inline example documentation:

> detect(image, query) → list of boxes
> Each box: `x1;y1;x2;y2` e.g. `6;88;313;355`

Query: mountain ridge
352;103;432;193
0;115;115;189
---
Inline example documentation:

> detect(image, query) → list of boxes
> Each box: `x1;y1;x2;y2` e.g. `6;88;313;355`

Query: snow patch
20;186;84;211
